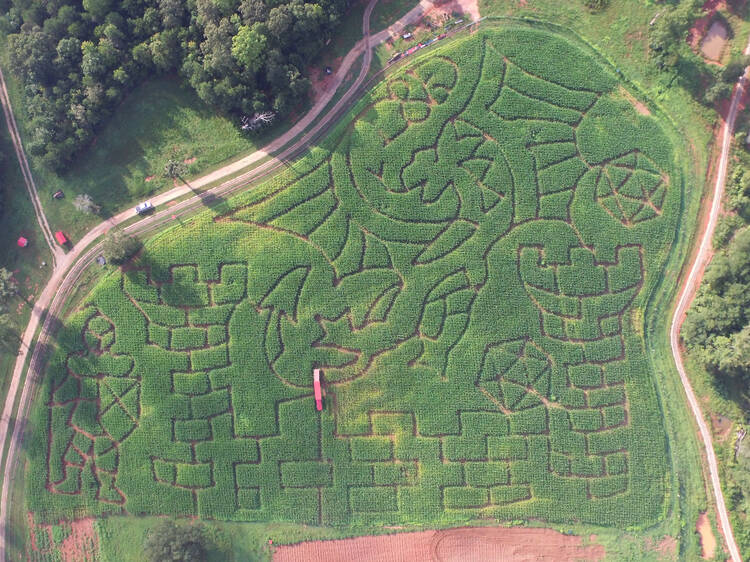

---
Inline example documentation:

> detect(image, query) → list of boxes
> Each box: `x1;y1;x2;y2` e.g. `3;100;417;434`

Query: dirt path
0;66;62;267
0;1;463;558
668;31;750;562
273;527;604;562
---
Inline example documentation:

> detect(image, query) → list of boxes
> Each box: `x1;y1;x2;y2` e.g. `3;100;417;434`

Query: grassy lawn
9;76;293;243
370;0;422;33
0;97;52;408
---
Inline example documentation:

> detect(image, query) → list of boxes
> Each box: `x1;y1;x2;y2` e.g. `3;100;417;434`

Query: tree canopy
0;0;349;171
101;230;141;265
144;520;207;562
684;227;750;379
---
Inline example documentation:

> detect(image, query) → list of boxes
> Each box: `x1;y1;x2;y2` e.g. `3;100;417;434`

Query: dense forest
0;0;349;171
683;158;750;381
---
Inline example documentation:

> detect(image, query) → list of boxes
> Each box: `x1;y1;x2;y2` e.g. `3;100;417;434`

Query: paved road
0;66;61;267
0;1;452;558
668;35;750;562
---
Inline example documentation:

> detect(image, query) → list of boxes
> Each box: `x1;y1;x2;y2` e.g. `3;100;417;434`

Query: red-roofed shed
55;231;68;245
17;237;28;248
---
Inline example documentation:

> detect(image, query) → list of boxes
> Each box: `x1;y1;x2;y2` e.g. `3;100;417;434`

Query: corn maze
28;27;682;528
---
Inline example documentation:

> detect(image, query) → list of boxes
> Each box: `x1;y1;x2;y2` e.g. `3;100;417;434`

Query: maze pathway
30;27;680;529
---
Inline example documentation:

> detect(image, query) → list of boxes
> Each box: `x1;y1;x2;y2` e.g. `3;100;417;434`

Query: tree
73;193;101;214
164;159;188;182
704;80;733;105
0;268;18;309
144;520;207;562
241;111;275;131
101;231;141;265
232;23;267;72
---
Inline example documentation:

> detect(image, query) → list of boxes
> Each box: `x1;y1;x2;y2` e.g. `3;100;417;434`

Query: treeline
683;153;750;381
0;0;349;171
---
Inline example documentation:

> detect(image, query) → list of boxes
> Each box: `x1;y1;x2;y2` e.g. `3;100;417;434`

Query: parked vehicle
135;201;154;215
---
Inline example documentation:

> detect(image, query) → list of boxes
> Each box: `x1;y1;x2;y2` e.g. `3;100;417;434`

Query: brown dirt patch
696;512;717;559
309;57;344;103
701;19;729;61
646;535;678;560
711;413;733;442
423;0;480;24
27;515;98;562
619;86;651;116
183;157;197;165
145;175;155;182
273;526;605;562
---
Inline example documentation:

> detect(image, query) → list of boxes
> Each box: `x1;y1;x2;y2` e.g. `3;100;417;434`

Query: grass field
16;77;289;243
0;35;301;243
25;25;688;534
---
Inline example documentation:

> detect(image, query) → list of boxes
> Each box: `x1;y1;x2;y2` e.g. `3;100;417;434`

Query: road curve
0;0;454;558
668;36;750;562
0;66;62;266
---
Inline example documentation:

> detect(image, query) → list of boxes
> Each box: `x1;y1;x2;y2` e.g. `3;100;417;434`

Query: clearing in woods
27;26;683;530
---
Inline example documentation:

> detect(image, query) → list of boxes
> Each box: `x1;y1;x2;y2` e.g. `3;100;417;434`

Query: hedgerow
27;25;683;531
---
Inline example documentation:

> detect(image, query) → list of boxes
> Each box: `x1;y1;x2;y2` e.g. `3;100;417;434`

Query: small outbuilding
17;237;28;248
55;231;68;245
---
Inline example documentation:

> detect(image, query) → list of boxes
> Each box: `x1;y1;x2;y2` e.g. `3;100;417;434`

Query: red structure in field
54;231;68;245
313;369;322;411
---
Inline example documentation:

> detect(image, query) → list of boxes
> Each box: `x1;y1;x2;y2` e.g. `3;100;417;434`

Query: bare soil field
696;511;717;559
273;526;605;562
701;19;729;61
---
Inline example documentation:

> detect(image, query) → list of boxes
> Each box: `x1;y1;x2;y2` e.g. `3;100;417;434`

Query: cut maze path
0;0;452;557
0;5;746;562
26;27;680;533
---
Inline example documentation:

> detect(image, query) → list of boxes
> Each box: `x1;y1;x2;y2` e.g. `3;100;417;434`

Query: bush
144;520;207;562
102;231;141;266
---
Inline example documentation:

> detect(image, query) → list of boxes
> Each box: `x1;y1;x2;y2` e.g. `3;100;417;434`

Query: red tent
55;231;68;245
313;369;322;411
17;237;28;248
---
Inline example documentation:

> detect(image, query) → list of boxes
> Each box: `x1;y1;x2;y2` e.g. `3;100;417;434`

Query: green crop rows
28;26;683;529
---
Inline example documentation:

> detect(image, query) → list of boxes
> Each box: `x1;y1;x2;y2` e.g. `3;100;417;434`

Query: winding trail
0;0;448;559
668;34;750;562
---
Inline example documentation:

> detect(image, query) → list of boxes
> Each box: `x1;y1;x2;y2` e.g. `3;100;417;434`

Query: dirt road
668;33;750;562
0;66;61;267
